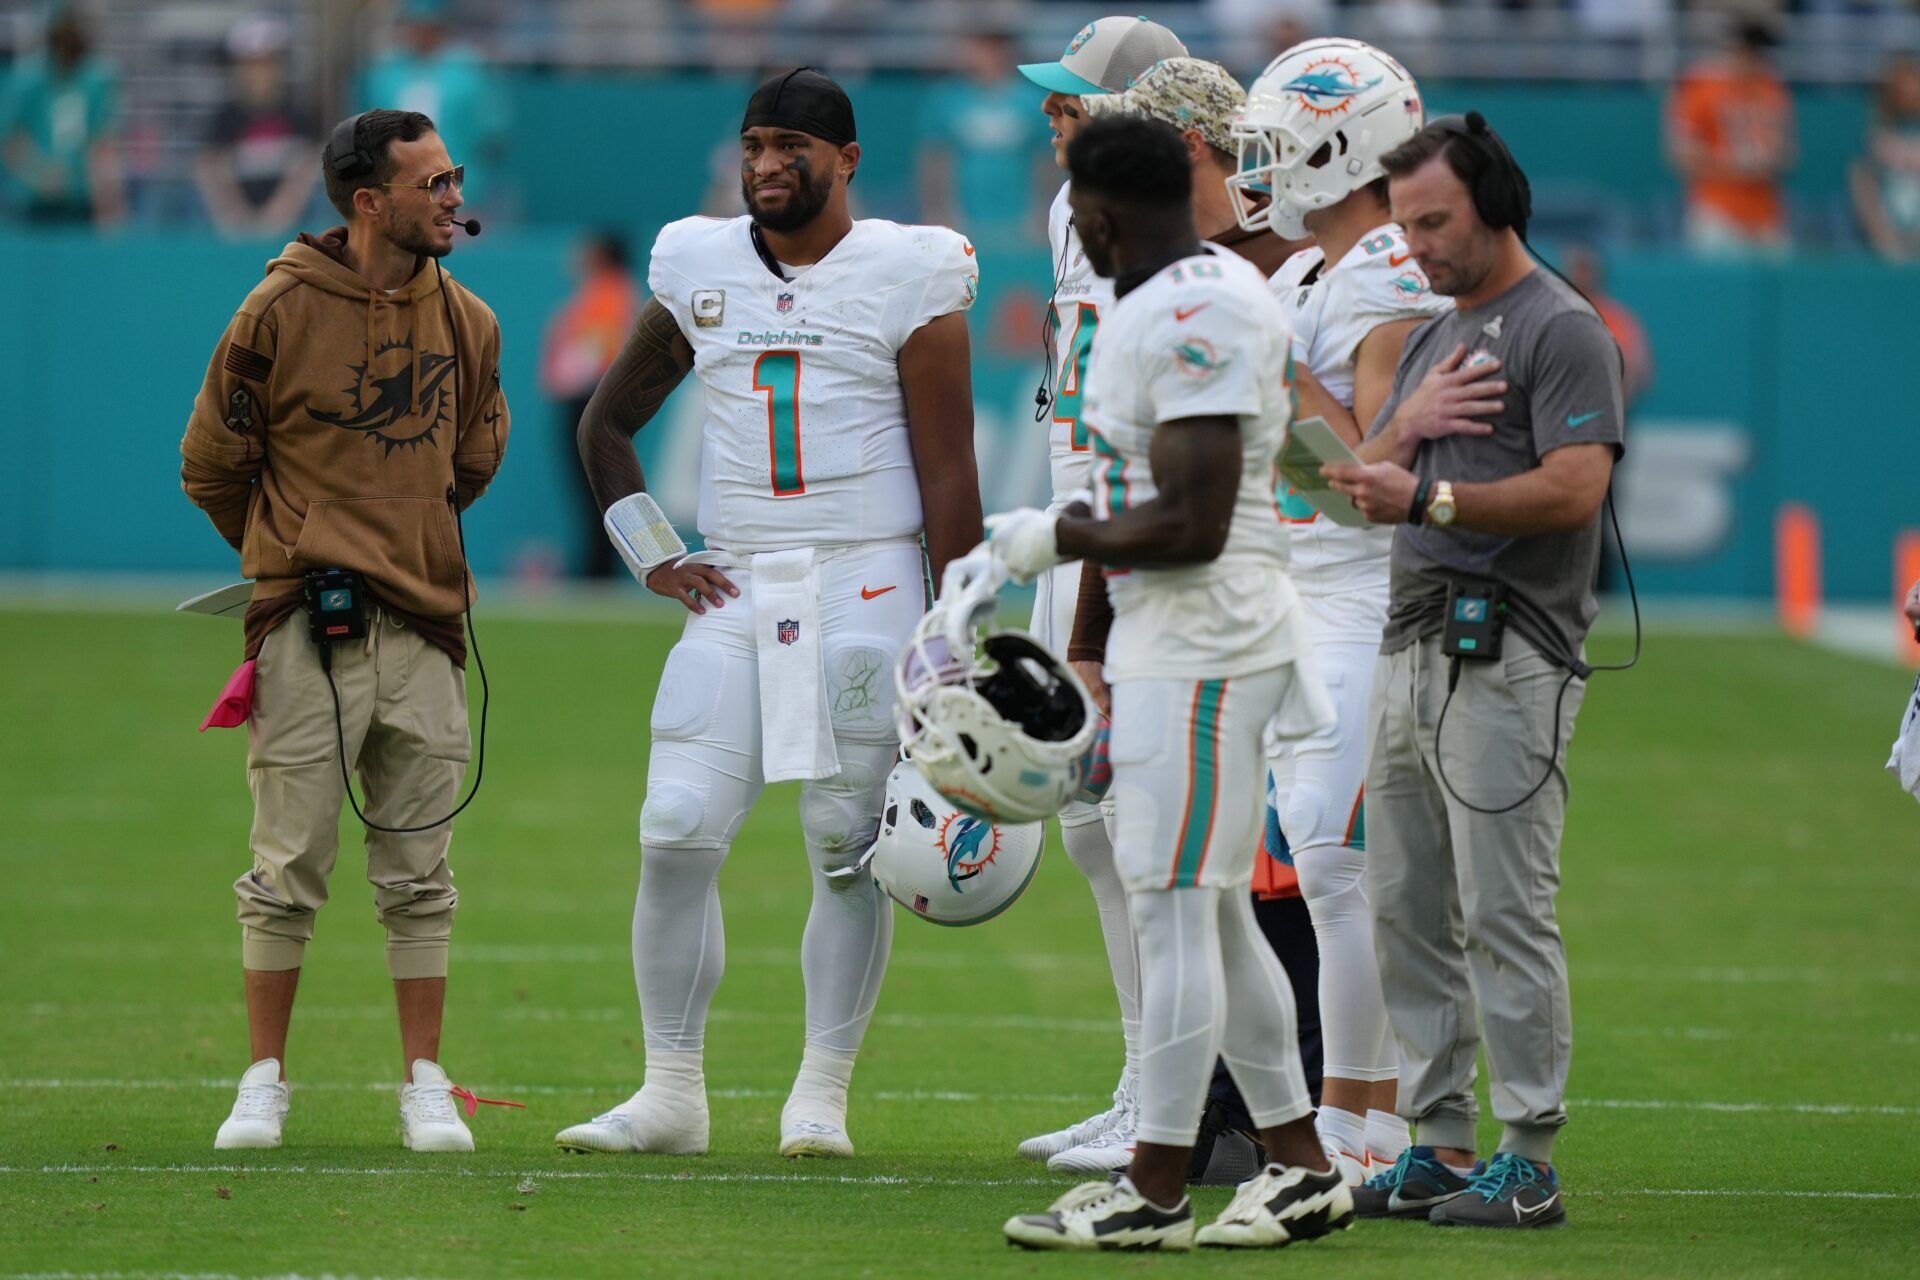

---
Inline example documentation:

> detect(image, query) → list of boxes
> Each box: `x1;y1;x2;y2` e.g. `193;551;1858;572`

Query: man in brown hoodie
181;108;509;1153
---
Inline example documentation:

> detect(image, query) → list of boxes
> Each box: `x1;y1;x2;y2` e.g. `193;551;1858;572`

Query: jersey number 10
754;350;805;496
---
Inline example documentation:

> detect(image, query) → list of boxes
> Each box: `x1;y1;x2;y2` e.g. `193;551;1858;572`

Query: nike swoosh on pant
860;585;897;600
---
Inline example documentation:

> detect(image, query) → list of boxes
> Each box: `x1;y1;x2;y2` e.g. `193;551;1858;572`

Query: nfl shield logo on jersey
777;618;800;645
777;291;795;314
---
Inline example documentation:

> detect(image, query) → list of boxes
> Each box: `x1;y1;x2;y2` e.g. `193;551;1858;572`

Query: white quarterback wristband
603;491;688;584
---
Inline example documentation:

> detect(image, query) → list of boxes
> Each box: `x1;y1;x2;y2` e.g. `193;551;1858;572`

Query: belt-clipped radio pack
303;568;369;646
1442;580;1508;661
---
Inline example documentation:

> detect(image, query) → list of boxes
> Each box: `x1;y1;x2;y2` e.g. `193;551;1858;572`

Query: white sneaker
1328;1142;1371;1188
555;1086;709;1155
214;1058;288;1149
1017;1066;1133;1162
399;1060;474;1153
1194;1163;1354;1249
1047;1098;1136;1174
1004;1175;1193;1251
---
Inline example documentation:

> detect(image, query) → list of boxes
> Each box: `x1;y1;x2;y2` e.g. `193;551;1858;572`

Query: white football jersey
1268;222;1451;609
1044;183;1117;507
1085;245;1306;682
648;215;977;552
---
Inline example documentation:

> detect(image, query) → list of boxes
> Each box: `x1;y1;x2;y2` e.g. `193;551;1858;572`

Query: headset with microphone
1427;111;1532;241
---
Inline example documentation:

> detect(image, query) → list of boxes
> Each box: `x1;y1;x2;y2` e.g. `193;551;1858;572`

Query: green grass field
3;604;1918;1279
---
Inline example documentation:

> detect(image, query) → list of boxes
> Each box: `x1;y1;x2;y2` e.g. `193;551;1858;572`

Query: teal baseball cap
1018;15;1189;97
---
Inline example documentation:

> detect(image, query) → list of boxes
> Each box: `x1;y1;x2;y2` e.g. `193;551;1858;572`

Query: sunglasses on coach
380;164;465;201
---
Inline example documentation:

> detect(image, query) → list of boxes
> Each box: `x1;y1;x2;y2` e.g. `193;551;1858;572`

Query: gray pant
1366;633;1584;1163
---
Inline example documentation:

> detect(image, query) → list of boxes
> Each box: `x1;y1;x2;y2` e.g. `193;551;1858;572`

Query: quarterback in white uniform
562;68;983;1160
1229;39;1449;1183
988;115;1349;1253
1012;11;1189;1174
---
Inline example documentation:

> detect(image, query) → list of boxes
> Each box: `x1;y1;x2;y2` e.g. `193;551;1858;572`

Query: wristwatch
1426;480;1457;527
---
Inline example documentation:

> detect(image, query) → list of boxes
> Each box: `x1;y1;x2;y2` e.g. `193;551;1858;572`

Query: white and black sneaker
1004;1175;1194;1252
1195;1162;1355;1249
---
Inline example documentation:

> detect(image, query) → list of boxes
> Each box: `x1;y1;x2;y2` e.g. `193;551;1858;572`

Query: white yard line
3;1078;1915;1116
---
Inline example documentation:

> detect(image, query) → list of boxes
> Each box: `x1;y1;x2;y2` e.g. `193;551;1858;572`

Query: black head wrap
741;67;856;146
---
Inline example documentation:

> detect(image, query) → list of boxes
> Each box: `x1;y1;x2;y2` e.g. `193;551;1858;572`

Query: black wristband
1408;478;1432;525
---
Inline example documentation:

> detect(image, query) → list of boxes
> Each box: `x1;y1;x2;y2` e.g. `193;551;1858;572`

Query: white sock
799;750;895;1051
786;1043;858;1128
1444;1160;1477;1177
1215;888;1312;1129
1294;842;1395;1081
1128;886;1227;1148
1062;806;1141;1070
633;843;728;1053
638;1048;706;1106
1366;1109;1411;1166
1315;1105;1368;1162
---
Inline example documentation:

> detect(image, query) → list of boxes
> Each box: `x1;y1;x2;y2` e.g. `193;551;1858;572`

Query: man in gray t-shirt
1377;269;1624;671
1321;113;1622;1231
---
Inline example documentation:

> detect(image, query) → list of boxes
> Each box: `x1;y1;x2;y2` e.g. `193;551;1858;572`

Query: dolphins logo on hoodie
310;332;456;454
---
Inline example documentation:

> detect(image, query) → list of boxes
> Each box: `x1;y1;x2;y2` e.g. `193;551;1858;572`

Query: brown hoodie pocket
292;497;464;613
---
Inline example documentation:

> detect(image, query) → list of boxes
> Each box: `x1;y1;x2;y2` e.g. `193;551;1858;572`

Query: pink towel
200;660;257;731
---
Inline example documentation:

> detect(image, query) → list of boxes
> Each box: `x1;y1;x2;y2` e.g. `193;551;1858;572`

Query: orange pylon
1775;504;1821;639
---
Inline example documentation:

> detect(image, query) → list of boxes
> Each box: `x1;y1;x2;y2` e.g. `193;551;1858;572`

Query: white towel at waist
740;546;838;783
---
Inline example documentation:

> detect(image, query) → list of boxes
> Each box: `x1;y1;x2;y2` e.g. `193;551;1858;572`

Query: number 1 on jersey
1053;302;1099;451
754;350;804;496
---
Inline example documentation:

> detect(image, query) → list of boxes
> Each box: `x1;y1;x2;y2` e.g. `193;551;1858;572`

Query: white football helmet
896;553;1098;824
1228;38;1424;238
860;760;1045;927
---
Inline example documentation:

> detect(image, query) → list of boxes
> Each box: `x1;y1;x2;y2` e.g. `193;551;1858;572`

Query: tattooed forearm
577;297;696;513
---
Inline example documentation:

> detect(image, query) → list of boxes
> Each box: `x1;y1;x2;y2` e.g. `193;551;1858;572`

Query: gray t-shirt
1369;268;1625;669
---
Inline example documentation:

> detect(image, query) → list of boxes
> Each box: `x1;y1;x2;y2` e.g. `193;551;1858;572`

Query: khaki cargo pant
1365;633;1585;1164
236;610;469;979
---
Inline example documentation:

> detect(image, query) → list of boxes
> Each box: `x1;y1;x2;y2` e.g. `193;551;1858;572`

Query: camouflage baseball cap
1084;57;1247;154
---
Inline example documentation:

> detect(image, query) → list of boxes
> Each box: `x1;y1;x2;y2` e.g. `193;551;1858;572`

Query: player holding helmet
984;115;1348;1252
558;68;982;1161
1012;13;1189;1176
1228;38;1450;1184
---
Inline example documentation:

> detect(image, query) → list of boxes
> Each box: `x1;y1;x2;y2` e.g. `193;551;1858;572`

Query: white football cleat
1048;1099;1136;1175
214;1058;288;1149
1004;1175;1194;1251
1328;1143;1371;1188
399;1060;474;1153
554;1087;709;1155
1194;1162;1354;1249
779;1105;854;1159
1017;1067;1134;1163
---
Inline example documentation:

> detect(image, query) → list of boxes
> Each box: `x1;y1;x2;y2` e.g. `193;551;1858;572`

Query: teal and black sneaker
1429;1152;1566;1229
1350;1146;1478;1219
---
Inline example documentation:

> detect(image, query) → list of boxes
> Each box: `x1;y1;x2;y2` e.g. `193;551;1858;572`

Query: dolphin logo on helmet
1281;62;1383;117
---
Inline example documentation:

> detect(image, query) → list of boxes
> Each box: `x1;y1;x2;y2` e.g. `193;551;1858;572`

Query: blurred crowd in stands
3;0;1918;263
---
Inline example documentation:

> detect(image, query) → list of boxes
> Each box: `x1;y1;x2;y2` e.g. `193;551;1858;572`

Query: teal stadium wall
1;77;1911;601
